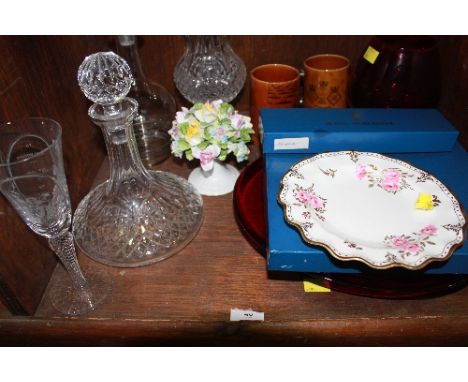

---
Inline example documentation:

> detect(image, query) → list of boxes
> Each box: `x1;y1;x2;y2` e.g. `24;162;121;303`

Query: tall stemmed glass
0;118;112;316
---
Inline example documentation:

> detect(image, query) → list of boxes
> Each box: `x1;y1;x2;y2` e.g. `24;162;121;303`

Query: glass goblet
0;118;112;316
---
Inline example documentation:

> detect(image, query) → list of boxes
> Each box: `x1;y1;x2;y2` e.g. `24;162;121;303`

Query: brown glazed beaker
250;64;301;145
303;54;350;108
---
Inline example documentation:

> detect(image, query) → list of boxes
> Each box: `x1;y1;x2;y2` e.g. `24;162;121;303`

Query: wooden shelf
2;151;468;345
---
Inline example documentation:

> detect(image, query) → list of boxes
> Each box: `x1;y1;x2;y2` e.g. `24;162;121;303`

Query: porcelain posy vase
169;100;254;196
188;160;240;196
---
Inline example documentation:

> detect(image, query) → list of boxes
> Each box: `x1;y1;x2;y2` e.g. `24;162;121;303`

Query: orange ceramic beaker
304;54;350;108
250;64;301;145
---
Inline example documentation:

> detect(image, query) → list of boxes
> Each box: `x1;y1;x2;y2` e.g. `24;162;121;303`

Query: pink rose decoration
198;151;217;170
191;145;221;171
420;225;437;235
384;170;401;183
296;190;310;204
296;191;323;209
382;182;399;192
404;243;421;254
392;237;409;248
308;195;323;209
355;164;367;180
381;170;401;192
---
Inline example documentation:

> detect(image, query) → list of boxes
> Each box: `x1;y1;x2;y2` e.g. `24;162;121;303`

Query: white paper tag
274;137;309;150
230;308;264;321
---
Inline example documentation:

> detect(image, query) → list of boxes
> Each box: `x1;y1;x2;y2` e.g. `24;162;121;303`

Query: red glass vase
351;36;441;108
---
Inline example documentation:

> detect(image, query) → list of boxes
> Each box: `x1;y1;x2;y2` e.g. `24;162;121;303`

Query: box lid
260;108;459;154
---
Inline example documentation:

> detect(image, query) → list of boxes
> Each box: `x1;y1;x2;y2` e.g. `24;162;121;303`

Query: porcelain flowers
169;100;254;171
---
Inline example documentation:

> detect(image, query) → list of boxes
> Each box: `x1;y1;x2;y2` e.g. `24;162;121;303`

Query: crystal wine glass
0;118;112;316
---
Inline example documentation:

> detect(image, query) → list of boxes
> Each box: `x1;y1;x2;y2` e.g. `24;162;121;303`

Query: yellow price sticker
363;45;380;64
416;193;434;210
303;279;331;293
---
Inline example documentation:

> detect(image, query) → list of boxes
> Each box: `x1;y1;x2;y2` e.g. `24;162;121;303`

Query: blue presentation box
261;108;468;274
260;108;459;154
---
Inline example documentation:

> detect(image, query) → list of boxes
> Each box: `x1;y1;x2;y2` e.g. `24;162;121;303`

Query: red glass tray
233;158;468;299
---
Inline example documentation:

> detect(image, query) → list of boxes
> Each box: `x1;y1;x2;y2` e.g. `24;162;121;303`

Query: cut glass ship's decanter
173;36;246;104
73;52;204;267
117;35;176;167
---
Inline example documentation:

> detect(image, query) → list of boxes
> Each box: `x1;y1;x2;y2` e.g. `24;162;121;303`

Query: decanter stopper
77;51;133;106
72;51;204;268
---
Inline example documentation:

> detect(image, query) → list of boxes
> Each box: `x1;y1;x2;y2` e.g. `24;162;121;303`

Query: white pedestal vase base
188;160;240;196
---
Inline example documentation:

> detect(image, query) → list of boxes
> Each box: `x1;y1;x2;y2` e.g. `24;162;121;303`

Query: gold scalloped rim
277;151;468;271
